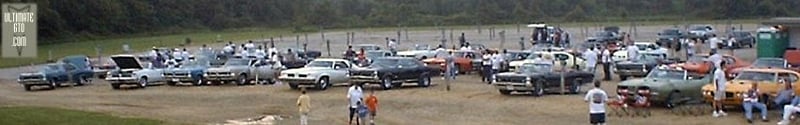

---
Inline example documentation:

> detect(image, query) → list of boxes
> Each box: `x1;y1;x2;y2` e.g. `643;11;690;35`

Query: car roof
354;44;379;47
739;68;797;73
313;58;349;62
376;57;415;60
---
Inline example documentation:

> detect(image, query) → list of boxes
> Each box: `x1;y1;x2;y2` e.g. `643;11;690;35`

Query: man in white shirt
707;50;723;69
686;39;696;58
268;44;279;57
709;34;721;52
491;51;504;79
583;48;598;74
585;81;607;125
172;48;183;62
600;47;612;81
347;84;364;125
255;46;267;59
388;39;398;54
626;44;639;61
223;44;235;55
742;83;768;123
181;48;190;61
434;45;447;58
712;63;728;117
460;45;470;51
245;40;256;52
165;58;179;68
149;47;159;60
481;51;493;83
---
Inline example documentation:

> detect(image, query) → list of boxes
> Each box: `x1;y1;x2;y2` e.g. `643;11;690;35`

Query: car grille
206;72;231;75
164;72;190;76
725;92;735;98
20;75;43;79
497;76;527;83
616;86;651;95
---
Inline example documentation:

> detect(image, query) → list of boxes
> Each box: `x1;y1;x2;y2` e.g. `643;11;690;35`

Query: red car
674;54;749;76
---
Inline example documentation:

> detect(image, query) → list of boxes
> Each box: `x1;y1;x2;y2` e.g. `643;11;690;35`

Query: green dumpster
756;27;790;58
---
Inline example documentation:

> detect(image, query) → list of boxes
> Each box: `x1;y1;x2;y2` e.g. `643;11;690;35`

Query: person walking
686;38;696;59
365;89;378;125
709;34;721;53
625;43;639;61
712;63;728;117
445;51;457;80
742;83;768;123
347;84;364;125
481;50;493;83
600;47;612;81
583;47;598;74
585;81;608;125
297;89;311;125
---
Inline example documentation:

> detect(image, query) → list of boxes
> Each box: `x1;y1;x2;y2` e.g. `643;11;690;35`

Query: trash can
756;27;790;58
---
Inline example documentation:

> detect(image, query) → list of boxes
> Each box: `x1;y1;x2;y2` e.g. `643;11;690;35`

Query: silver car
105;54;166;89
279;58;353;90
204;58;282;85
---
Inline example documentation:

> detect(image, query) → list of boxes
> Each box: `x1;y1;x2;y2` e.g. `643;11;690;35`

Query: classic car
105;54;166;89
353;44;382;55
396;44;437;60
492;62;594;96
89;58;116;79
613;52;679;80
617;65;712;107
586;31;620;43
676;54;749;75
204;58;282;85
612;42;668;62
702;68;800;106
508;51;585;71
364;50;395;63
279;58;353;90
163;57;213;86
687;24;715;40
722;31;756;49
727;58;800;78
277;50;310;69
655;28;685;49
18;62;94;91
422;50;481;74
350;57;435;90
503;50;532;62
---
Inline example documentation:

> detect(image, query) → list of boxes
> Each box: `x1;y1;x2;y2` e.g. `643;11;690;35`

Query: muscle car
612;42;668;62
702;68;800;106
728;58;800;78
18;61;94;91
676;54;749;75
508;51;585;71
422;50;481;74
163;57;213;86
617;65;712;107
279;58;353;90
613;52;678;80
350;57;434;90
105;54;166;89
204;58;281;85
397;44;437;60
492;62;594;96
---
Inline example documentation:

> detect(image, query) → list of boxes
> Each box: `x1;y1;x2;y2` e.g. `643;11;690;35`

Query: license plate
172;79;179;82
506;85;513;90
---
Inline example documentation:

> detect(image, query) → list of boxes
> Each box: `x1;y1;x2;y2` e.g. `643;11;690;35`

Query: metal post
351;32;356;44
449;29;454;46
404;27;409;44
499;31;506;49
326;40;331;57
320;26;325;44
560;60;567;95
270;37;275;48
346;32;351;45
295;35;300;49
517;22;521;33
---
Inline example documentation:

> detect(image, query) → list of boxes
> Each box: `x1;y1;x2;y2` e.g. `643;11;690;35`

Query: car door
331;61;350;83
62;64;76;82
144;63;165;82
398;59;418;80
253;60;274;79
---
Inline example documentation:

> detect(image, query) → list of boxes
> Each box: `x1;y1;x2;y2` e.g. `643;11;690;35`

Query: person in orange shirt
365;89;378;125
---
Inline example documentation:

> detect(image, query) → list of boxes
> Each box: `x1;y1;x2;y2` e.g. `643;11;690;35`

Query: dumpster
756;27;790;58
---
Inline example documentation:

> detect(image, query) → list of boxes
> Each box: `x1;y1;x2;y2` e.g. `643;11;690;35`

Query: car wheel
48;79;57;90
23;84;31;91
499;90;512;95
570;79;582;94
666;92;680;109
316;77;330;90
289;83;299;90
266;78;276;85
417;74;431;87
138;78;148;88
191;78;204;86
76;76;88;86
235;74;248;85
111;83;121;90
381;76;393;90
533;80;546;96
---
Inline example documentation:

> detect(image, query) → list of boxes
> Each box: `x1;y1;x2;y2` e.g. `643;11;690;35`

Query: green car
616;66;712;108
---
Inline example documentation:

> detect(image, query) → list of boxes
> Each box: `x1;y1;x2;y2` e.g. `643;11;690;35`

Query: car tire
417;74;431;87
235;74;248;85
533;80;546;96
289;83;299;90
48;79;57;90
76;75;88;86
381;76;393;90
137;77;148;89
499;90;512;95
111;83;121;90
191;78;204;86
316;77;330;90
570;79;582;94
23;85;32;91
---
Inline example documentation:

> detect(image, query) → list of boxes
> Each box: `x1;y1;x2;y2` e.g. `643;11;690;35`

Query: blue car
18;55;94;91
163;56;213;86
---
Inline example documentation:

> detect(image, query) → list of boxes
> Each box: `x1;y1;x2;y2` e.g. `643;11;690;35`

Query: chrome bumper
105;77;139;84
492;82;535;91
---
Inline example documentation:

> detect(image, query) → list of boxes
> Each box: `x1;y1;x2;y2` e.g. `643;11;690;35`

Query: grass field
0;106;168;125
0;19;760;68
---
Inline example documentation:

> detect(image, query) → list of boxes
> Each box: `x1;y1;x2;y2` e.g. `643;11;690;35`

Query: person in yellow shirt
297;89;311;125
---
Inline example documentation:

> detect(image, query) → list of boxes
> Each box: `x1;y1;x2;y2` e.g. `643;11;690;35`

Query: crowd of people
145;40;306;69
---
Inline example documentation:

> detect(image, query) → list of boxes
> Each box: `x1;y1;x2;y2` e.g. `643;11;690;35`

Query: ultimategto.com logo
2;3;37;58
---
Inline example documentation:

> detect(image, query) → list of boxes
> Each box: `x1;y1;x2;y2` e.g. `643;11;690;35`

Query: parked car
612;42;668;62
614;52;679;80
163;57;213;86
727;58;800;78
586;31;620;43
492;62;594;96
687;24;715;41
655;28;684;49
279;58;353;90
204;58;281;85
422;50;481;74
676;54;749;75
364;50;395;64
702;68;800;106
18;62;94;91
277;50;310;69
722;31;756;48
353;44;382;55
396;44;437;60
89;58;116;79
350;57;435;90
508;51;585;71
105;54;166;89
617;65;712;108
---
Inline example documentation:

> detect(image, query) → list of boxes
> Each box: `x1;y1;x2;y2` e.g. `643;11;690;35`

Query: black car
655;28;684;49
613;52;679;80
349;57;435;90
491;62;595;96
587;31;620;43
724;31;755;48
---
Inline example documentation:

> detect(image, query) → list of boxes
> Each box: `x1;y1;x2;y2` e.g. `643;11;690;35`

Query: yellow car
702;68;800;106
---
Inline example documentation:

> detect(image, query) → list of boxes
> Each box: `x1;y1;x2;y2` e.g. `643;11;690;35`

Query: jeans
482;65;492;82
349;107;359;125
743;101;768;120
601;63;611;80
783;105;800;121
775;93;796;106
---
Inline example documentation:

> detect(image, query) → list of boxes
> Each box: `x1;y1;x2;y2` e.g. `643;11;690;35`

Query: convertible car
492;62;594;96
617;65;712;108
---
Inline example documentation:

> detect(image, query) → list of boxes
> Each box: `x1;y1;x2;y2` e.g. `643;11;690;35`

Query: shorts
714;90;725;100
590;113;606;124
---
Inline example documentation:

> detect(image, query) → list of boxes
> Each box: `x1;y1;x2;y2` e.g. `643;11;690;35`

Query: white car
279;58;354;90
105;54;165;89
508;51;585;71
612;42;669;62
397;44;437;60
688;24;715;40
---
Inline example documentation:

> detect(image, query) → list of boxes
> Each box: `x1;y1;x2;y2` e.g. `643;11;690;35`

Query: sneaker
763;117;769;122
719;111;728;116
778;120;790;125
712;111;720;117
748;119;753;123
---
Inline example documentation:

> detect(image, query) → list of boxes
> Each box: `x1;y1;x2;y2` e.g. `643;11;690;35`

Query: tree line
10;0;800;44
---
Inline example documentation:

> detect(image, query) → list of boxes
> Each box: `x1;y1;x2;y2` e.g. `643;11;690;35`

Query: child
366;89;379;125
357;101;369;125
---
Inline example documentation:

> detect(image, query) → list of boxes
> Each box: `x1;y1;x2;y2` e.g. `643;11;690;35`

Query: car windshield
646;68;685;80
639;53;666;60
753;58;786;68
306;61;332;68
734;71;775;82
661;29;680;35
526;53;543;59
357;45;379;51
224;59;249;66
370;58;399;67
366;51;387;59
519;63;552;73
505;52;528;60
732;32;749;37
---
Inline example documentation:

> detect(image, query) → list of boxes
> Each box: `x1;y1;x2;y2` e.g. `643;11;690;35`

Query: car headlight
728;73;736;78
641;65;647;72
525;77;533;87
230;72;235;76
703;91;711;96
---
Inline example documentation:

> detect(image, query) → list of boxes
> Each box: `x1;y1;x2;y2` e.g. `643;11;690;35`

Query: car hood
495;72;539;77
509;60;536;66
111;55;143;69
282;67;332;74
422;58;445;63
397;50;431;55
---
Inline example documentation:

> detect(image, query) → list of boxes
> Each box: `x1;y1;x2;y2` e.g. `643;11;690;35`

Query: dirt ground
1;23;789;125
